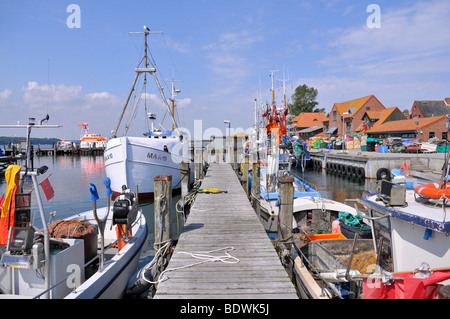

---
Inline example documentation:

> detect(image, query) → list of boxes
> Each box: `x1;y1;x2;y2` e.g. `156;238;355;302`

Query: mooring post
252;160;260;212
181;161;190;219
278;176;294;280
154;175;172;250
181;161;190;198
195;146;203;180
233;136;238;174
242;155;249;196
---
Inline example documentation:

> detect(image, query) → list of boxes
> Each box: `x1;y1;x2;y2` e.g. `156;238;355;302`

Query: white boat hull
104;136;194;199
0;207;147;299
65;208;147;299
258;196;357;233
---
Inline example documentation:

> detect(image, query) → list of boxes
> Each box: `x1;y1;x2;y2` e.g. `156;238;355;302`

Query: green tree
289;84;324;116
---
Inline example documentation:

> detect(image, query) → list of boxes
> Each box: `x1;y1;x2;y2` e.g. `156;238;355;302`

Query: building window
443;132;448;140
346;122;351;134
333;111;337;121
429;132;435;139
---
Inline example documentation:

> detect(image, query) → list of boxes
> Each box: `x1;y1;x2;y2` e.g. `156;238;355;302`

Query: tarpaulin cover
363;270;450;299
0;165;21;246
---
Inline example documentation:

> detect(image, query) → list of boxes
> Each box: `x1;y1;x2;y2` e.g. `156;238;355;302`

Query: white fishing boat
251;73;358;232
292;171;450;299
104;27;193;199
0;121;147;299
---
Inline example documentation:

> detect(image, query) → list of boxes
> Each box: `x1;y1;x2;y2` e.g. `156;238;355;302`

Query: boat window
370;208;393;272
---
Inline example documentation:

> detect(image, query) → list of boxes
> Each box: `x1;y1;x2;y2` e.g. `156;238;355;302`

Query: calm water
292;166;379;204
0;155;376;267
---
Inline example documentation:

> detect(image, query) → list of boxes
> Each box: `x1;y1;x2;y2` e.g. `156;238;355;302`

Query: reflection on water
292;167;379;204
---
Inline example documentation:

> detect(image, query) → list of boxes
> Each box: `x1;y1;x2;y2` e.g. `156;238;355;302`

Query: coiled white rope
143;246;240;284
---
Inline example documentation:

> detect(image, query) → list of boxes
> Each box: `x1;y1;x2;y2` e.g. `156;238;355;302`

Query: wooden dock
154;163;298;299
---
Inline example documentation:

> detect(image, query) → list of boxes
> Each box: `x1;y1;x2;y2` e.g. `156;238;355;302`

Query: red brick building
323;95;385;137
366;115;449;141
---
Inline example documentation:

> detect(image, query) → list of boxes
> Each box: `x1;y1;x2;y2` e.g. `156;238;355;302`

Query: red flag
40;177;55;201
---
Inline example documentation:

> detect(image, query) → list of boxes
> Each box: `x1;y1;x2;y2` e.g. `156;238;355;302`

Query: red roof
366;115;449;133
293;112;327;128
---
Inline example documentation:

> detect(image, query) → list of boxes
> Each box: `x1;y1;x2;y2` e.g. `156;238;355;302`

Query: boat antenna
269;70;278;104
166;77;182;131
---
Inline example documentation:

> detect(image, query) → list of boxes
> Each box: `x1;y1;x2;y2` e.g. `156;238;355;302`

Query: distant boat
104;27;194;199
56;139;75;153
78;122;107;152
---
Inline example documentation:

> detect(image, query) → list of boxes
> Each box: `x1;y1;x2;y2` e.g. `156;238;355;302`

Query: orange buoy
414;182;450;199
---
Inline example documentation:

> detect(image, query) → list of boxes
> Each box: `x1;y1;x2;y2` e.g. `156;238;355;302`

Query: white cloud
322;0;450;69
0;89;12;105
203;30;263;89
23;81;83;109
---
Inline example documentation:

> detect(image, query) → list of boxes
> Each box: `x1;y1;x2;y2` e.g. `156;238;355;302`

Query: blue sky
1;0;449;140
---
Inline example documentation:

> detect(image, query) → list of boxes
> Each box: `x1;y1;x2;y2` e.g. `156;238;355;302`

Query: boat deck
153;163;298;299
362;189;450;232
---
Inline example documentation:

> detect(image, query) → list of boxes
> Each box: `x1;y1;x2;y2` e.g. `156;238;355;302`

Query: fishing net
340;250;377;273
48;220;97;238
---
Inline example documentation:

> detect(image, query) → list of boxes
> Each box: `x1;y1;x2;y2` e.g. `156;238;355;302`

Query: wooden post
233;136;238;173
278;176;294;280
252;160;260;211
195;146;203;180
242;155;249;196
181;161;190;199
154;175;172;250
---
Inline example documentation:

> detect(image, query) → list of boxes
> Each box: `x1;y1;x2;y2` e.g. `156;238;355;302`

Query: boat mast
110;27;178;138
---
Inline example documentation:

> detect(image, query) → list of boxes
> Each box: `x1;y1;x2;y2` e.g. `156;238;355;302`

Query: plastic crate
306;233;347;243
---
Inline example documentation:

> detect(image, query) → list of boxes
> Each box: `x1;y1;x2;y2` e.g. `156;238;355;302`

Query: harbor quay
309;148;447;181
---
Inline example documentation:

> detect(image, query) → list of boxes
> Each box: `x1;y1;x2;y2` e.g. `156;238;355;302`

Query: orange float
414;182;450;199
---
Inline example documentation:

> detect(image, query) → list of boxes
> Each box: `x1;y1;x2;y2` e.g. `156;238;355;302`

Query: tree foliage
289;84;324;116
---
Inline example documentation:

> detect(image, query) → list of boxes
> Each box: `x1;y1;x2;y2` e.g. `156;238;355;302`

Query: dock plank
154;163;298;299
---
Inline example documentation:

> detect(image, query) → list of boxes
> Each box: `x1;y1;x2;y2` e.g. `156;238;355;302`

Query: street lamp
224;120;231;162
342;112;350;152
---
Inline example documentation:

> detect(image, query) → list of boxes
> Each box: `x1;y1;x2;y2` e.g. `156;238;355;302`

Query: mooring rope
143;246;240;284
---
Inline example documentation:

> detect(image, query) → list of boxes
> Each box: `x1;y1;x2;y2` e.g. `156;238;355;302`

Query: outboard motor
112;185;138;243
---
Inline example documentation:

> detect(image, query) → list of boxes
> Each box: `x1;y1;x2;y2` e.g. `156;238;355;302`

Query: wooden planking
154;163;298;299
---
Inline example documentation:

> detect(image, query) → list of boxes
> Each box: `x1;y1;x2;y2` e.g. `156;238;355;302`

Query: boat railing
292;239;344;299
291;172;318;193
32;214;143;299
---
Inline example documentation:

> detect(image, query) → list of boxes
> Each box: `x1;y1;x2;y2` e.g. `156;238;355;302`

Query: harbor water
0;155;374;266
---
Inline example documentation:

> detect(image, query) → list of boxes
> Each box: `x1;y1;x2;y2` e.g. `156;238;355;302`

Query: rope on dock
144;246;240;285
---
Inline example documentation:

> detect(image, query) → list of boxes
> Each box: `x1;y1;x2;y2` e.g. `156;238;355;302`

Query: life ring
376;168;391;181
357;167;365;179
415;182;450;199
